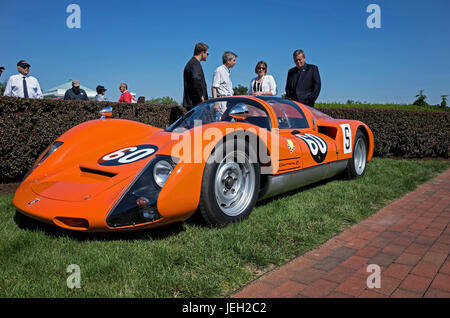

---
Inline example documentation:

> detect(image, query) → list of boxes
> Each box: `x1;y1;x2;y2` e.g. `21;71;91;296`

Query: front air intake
79;166;117;180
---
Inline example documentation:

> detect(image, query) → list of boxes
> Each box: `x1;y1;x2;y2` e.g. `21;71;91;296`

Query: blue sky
1;0;449;105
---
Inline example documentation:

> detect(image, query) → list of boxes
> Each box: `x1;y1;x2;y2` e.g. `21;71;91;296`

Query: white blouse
249;75;277;96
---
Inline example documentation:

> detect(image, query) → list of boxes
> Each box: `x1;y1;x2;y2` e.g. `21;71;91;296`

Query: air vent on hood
79;166;117;180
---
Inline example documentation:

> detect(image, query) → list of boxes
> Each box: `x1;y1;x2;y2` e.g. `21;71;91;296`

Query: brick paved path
233;169;450;298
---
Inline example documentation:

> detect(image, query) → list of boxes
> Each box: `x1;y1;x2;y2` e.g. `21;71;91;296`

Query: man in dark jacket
285;49;321;107
64;80;89;101
183;42;209;110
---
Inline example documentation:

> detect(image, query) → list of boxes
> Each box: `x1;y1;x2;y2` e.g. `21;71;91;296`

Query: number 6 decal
98;145;158;166
340;124;352;154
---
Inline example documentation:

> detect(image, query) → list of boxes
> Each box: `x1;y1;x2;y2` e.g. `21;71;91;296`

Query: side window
244;104;271;130
269;101;309;129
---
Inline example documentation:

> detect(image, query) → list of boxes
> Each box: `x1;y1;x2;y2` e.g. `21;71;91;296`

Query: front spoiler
12;177;171;232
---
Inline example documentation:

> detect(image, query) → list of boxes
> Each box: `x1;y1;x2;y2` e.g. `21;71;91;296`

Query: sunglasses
257;67;266;70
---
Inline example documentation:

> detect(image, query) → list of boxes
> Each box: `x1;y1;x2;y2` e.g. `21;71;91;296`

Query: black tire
199;137;260;226
346;129;368;179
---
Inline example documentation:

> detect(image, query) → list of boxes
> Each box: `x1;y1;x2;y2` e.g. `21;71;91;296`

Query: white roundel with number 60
98;145;158;166
296;134;328;163
102;147;137;161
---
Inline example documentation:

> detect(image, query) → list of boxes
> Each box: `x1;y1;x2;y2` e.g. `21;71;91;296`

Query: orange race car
13;96;374;232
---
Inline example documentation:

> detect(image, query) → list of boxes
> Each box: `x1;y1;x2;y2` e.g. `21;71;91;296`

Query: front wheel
346;129;368;179
199;138;260;226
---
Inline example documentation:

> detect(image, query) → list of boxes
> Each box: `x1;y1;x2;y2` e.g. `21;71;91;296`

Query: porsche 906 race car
13;96;374;232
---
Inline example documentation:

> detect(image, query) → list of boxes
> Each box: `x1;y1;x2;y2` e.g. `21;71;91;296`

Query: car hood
28;119;175;202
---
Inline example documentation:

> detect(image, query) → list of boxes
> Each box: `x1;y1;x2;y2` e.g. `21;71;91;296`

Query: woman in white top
249;61;277;96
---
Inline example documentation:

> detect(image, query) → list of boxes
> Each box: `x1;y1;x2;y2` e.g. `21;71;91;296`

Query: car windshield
166;98;270;132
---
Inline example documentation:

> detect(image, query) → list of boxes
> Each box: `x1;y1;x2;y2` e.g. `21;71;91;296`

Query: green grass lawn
0;158;448;297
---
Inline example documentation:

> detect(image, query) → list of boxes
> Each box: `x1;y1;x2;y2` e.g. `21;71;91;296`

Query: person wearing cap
3;60;43;99
94;85;107;101
64;80;89;101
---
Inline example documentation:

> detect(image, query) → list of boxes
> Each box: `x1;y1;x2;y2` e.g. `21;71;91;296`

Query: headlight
36;141;64;168
153;160;174;188
22;141;64;182
106;156;176;228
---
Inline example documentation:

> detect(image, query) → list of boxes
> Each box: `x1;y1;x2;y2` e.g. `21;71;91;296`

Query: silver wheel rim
214;151;255;217
354;137;367;175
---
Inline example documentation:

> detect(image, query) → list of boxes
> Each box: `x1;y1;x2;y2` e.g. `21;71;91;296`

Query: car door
267;99;338;173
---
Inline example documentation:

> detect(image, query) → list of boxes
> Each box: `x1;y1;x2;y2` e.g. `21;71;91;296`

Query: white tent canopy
43;80;97;100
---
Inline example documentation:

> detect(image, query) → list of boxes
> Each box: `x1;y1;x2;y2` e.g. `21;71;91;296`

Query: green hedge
0;97;184;183
318;108;449;159
0;97;448;183
316;102;449;112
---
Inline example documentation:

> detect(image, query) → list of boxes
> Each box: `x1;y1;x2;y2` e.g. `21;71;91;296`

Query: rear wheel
199;138;260;226
346;129;368;179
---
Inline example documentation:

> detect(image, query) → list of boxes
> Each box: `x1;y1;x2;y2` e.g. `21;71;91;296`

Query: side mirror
229;103;248;120
99;105;112;119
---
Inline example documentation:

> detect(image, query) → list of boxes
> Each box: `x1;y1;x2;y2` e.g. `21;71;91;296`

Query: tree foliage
413;89;429;106
146;96;179;106
233;84;248;96
0;82;6;96
440;95;448;108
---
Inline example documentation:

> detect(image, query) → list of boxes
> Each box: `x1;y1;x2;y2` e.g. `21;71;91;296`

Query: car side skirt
258;159;349;201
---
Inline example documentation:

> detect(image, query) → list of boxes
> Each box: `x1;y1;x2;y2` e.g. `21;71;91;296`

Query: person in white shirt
212;51;237;116
3;60;43;99
212;51;237;98
249;61;277;96
94;85;107;101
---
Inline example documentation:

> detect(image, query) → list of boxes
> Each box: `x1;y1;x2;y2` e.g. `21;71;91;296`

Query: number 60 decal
296;134;328;163
98;145;158;166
